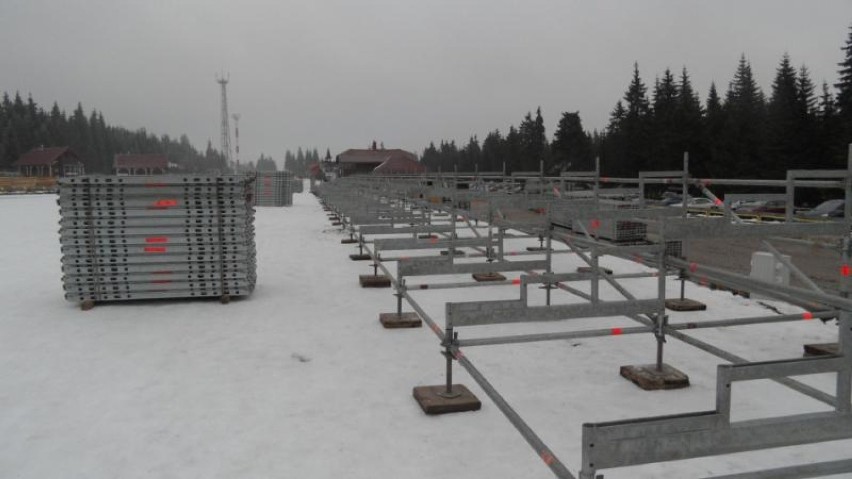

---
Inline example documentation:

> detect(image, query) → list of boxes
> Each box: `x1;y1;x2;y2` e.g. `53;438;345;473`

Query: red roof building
114;154;169;175
13;147;85;177
336;148;421;176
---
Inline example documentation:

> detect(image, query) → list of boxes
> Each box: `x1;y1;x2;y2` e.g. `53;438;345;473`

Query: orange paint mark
154;199;178;208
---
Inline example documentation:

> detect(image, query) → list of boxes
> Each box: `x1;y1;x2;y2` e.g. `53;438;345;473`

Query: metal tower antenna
215;73;233;172
232;113;241;171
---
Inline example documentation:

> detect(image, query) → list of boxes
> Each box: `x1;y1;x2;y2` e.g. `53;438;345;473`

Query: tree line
283;147;331;176
0;93;228;174
421;26;852;179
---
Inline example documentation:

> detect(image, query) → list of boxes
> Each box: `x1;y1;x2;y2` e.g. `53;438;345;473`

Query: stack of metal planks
254;171;294;206
58;175;257;303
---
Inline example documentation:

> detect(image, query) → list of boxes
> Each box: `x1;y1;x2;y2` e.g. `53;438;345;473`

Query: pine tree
674;67;705;172
723;55;768;177
835;24;852;138
703;82;726;176
616;62;652;175
767;53;800;175
651;68;679;169
551;111;593;172
481;130;503;173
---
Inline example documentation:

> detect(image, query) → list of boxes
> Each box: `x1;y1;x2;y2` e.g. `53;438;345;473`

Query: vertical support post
716;365;733;422
498;227;505;261
655;243;668;372
593;156;600;209
681;152;689;217
591;246;600;304
785;170;795;223
439;329;460;399
838;232;852;412
545;224;554;306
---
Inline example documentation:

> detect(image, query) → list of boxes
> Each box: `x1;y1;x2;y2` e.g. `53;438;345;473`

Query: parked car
737;200;787;215
671;197;717;209
799;199;845;219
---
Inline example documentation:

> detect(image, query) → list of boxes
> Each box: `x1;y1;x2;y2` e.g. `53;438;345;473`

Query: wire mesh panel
57;175;257;303
253;171;295;206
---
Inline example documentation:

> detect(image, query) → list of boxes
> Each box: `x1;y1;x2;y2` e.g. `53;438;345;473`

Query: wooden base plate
620;363;690;390
413;384;481;415
379;312;422;328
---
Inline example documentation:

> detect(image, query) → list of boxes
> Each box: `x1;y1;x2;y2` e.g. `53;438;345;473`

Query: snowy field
1;189;851;479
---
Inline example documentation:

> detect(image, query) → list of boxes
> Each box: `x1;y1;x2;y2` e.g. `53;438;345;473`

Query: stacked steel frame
58;175;257;303
254;171;295;206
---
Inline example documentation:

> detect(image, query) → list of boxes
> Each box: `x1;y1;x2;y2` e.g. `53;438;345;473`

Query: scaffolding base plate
379;312;422;329
620;363;690;390
80;300;95;311
349;254;372;261
340;238;358;244
472;272;506;282
413;384;481;415
359;275;391;288
665;298;707;311
803;343;839;357
577;266;613;275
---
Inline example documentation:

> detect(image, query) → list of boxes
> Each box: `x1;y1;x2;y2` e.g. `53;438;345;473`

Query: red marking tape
153;199;178;208
802;312;814;320
512;278;521;285
699;277;709;287
540;450;555;466
611;327;623;336
429;237;439;244
430;323;441;334
144;247;166;253
590;219;601;230
702;179;712;186
453;350;465;360
601;177;610;183
145;236;168;244
689;262;698;273
842;264;851;277
714;198;723;206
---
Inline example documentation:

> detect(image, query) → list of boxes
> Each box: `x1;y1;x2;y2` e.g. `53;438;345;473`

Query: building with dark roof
13;147;85;177
336;148;422;176
114;154;169;175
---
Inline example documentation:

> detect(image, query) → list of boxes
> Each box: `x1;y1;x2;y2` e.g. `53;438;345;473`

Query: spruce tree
551;111;593;172
674;67;705;172
723;55;768;177
651;68;679;169
767;53;800;174
835;24;852;139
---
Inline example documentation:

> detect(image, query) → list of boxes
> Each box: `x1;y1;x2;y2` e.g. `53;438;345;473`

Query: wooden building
13;147;85;177
336;148;422;176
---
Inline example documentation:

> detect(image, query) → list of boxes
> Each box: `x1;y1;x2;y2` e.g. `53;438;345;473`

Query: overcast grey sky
1;0;851;165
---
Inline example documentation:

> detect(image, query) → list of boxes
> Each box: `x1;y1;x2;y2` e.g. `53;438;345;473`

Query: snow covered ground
1;189;850;478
